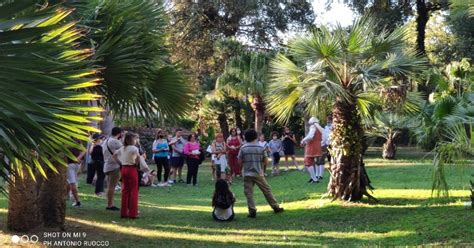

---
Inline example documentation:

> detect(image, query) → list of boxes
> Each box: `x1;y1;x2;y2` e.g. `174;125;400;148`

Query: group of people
65;115;332;220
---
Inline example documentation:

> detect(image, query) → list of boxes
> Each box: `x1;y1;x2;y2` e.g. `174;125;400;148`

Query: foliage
448;0;474;61
166;0;314;85
0;0;100;181
66;0;193;120
267;16;426;124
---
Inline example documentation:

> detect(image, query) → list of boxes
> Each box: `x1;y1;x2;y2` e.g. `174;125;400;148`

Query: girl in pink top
183;133;201;186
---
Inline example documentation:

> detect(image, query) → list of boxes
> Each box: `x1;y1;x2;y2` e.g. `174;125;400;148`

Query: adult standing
301;117;324;183
183;133;201;186
152;130;171;187
87;134;106;196
321;115;333;179
227;128;242;178
282;126;300;171
112;132;140;219
169;129;187;183
103;127;123;211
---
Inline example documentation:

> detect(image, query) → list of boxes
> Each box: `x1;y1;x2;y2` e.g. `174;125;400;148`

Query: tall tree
0;0;101;231
167;0;314;83
217;51;271;134
267;17;425;201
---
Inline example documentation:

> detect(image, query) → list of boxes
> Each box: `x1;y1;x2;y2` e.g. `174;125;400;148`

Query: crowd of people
65;116;333;220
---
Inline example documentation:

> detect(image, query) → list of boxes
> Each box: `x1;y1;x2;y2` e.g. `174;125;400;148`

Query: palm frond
0;1;100;183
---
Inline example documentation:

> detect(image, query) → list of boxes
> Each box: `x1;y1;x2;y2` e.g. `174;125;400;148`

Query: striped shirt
238;142;268;177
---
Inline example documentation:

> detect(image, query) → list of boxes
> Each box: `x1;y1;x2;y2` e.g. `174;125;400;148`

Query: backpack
215;194;233;209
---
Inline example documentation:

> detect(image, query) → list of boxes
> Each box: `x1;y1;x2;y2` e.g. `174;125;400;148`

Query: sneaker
162;182;169;187
173;180;177;184
318;176;323;180
307;178;314;183
96;192;106;197
151;183;159;187
106;206;120;211
248;211;257;218
115;185;121;191
178;179;185;183
313;179;320;183
72;201;81;208
273;207;284;214
168;180;174;184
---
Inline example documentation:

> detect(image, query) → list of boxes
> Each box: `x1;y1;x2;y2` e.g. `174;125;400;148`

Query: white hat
308;117;319;125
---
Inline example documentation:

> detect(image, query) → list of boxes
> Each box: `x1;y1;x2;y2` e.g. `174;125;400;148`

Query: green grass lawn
0;147;473;247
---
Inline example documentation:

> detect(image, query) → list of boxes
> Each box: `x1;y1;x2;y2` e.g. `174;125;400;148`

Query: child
238;129;284;218
258;134;270;175
212;179;236;221
212;133;228;180
268;131;283;176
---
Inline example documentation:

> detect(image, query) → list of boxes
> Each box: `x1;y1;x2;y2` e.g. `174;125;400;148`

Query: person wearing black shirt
87;134;106;196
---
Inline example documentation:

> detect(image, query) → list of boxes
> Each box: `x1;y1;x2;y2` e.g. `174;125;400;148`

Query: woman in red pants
113;132;140;219
226;128;242;178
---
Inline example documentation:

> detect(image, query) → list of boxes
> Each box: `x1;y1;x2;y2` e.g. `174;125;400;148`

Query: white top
115;146;139;165
322;124;332;146
301;123;324;145
103;137;123;173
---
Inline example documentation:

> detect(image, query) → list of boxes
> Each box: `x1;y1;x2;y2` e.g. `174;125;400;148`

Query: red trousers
121;166;139;218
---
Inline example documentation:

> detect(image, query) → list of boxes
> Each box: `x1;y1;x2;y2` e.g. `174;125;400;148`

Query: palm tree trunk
252;95;265;134
8;169;41;231
233;101;243;129
218;109;230;139
327;98;374;202
38;164;68;229
382;138;397;159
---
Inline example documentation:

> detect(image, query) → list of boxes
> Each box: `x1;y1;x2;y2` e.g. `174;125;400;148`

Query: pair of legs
106;169;120;209
284;154;299;171
120;166;138;218
228;154;241;177
305;156;325;183
272;152;281;175
186;158;200;186
67;163;81;206
87;160;105;195
154;157;170;184
171;157;184;182
244;176;282;217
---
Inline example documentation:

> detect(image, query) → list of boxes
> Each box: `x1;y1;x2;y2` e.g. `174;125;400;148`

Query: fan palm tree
365;113;413;159
267;16;426;201
217;51;270;134
66;0;193;125
0;0;100;231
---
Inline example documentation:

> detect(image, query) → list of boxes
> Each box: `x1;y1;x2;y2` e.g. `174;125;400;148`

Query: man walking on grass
238;129;284;218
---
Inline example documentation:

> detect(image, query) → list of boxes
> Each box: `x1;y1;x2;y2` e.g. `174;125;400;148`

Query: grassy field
0;147;473;247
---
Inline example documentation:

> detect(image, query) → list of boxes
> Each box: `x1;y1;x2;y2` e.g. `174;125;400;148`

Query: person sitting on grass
238;129;284;218
212;179;236;221
140;170;157;187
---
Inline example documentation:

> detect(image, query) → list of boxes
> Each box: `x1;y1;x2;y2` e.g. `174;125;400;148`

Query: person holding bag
183;133;201;186
112;132;140;219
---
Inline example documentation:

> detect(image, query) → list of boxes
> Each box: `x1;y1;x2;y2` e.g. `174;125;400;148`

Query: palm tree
0;1;100;231
267;17;425;201
217;51;270;134
66;0;193;125
365;113;413;159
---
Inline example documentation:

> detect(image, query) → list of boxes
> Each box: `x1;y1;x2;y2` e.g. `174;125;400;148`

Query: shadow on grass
2;201;471;247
